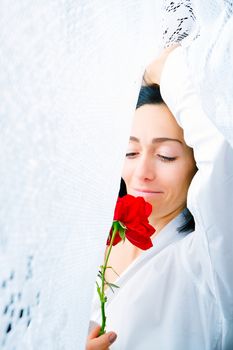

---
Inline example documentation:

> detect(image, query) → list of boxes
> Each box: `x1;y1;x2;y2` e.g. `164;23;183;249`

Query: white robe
90;47;233;350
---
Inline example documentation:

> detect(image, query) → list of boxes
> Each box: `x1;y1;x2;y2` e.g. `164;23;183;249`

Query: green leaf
119;221;127;230
107;282;120;289
105;281;120;293
105;266;120;277
119;226;126;241
97;271;103;280
96;282;102;299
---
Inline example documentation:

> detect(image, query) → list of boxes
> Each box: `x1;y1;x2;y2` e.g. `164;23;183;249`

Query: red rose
107;194;155;250
98;194;156;335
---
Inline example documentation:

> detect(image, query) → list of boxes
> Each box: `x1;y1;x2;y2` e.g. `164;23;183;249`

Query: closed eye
157;154;177;162
126;152;139;158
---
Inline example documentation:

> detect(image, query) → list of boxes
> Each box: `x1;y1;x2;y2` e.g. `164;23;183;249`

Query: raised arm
146;46;233;321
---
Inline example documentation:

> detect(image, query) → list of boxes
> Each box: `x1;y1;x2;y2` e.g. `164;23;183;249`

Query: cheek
121;162;133;186
161;163;192;195
171;165;195;202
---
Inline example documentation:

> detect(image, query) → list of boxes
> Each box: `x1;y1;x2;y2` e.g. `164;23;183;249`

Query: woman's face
122;103;197;223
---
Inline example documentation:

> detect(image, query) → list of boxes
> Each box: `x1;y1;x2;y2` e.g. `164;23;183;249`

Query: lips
132;189;163;196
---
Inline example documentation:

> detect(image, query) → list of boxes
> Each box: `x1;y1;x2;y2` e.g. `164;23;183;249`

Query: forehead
132;104;184;142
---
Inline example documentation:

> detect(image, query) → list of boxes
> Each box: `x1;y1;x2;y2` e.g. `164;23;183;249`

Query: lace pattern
162;0;196;47
1;1;232;348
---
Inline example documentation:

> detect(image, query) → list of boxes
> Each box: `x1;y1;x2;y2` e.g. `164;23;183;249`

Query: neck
149;205;185;237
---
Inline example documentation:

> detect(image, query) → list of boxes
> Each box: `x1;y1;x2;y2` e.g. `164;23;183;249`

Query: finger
87;325;101;340
95;332;117;347
86;330;117;350
163;42;180;51
144;44;180;85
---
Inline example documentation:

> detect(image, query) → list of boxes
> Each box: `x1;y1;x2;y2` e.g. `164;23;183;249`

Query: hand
144;44;180;85
86;325;117;350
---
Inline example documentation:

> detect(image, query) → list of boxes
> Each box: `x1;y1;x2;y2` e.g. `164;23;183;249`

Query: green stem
99;223;118;336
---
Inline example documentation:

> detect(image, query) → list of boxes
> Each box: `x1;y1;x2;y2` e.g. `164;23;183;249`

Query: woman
104;82;197;282
88;46;233;349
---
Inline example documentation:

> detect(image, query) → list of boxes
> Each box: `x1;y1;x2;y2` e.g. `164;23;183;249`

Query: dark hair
119;83;195;234
136;84;163;109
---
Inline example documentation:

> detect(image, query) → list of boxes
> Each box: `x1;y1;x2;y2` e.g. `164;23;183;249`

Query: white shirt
90;47;233;350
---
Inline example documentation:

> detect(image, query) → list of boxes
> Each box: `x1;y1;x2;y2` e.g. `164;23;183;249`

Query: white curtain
186;1;233;147
0;1;232;349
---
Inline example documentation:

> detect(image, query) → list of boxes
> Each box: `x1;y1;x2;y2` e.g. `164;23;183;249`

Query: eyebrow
129;136;182;144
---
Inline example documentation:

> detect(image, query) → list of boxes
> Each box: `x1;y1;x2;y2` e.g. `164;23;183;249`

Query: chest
104;240;142;286
102;248;221;350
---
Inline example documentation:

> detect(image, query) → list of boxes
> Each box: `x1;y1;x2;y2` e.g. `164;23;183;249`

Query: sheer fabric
0;1;232;349
0;2;161;349
186;1;233;147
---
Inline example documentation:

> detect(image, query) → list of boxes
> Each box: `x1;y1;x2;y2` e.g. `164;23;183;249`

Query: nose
134;155;156;182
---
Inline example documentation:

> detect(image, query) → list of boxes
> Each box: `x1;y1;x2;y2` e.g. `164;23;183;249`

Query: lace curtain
187;1;233;147
0;1;232;349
